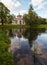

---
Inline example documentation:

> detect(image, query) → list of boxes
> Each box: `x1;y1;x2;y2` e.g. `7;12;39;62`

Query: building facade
12;14;25;25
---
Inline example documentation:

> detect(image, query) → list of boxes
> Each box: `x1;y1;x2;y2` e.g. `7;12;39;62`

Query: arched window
20;20;21;25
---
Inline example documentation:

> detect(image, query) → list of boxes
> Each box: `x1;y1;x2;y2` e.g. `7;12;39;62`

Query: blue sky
0;0;47;18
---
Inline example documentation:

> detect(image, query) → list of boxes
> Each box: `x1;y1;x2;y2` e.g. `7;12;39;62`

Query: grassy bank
38;24;47;28
0;24;26;29
0;29;14;65
0;24;47;29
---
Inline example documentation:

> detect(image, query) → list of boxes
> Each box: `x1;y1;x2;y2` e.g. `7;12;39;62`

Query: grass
38;24;47;28
3;24;26;29
0;24;47;29
1;24;21;29
0;29;14;65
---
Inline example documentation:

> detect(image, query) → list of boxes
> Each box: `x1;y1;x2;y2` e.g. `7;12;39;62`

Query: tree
0;2;10;25
23;4;47;27
23;5;39;27
23;14;29;25
8;14;14;24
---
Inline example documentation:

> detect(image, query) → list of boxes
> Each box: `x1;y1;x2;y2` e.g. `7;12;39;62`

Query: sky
0;0;47;18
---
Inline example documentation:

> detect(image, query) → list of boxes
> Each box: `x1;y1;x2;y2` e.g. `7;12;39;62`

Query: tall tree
23;5;39;27
0;2;10;25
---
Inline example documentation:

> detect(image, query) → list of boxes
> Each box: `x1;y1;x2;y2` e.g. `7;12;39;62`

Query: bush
0;29;14;65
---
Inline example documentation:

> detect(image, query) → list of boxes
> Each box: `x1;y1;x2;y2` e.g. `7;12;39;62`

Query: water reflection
8;28;47;65
9;35;30;53
34;31;47;65
35;33;47;54
23;28;45;47
9;34;34;65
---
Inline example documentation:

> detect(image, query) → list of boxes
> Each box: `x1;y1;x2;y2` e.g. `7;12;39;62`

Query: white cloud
20;10;28;15
32;0;44;6
0;0;21;12
31;0;47;18
14;10;28;15
0;0;28;15
40;14;47;18
34;1;47;11
31;0;46;11
14;1;21;8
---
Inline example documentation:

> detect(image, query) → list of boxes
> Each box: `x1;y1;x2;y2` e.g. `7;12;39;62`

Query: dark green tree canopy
23;4;46;27
0;2;10;25
0;2;14;25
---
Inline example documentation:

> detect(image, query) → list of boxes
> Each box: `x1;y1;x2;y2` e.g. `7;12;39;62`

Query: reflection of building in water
12;29;25;36
12;14;25;25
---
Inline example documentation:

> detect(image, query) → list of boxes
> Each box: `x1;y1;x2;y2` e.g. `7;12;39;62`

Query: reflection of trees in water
8;28;25;37
8;29;14;37
23;28;45;47
7;28;46;65
8;28;45;47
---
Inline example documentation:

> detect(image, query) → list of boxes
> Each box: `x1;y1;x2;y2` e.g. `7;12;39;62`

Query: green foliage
0;2;10;25
23;5;46;27
23;5;38;27
0;52;14;65
34;48;37;55
0;29;14;65
0;2;14;25
8;14;14;24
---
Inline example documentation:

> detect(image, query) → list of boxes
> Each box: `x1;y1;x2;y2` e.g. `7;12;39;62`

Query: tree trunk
1;19;4;26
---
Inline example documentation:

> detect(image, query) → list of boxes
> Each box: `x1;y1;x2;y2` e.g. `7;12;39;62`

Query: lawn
38;24;47;28
0;24;47;29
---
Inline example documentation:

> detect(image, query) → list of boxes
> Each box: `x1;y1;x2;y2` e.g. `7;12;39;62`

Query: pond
8;28;47;65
